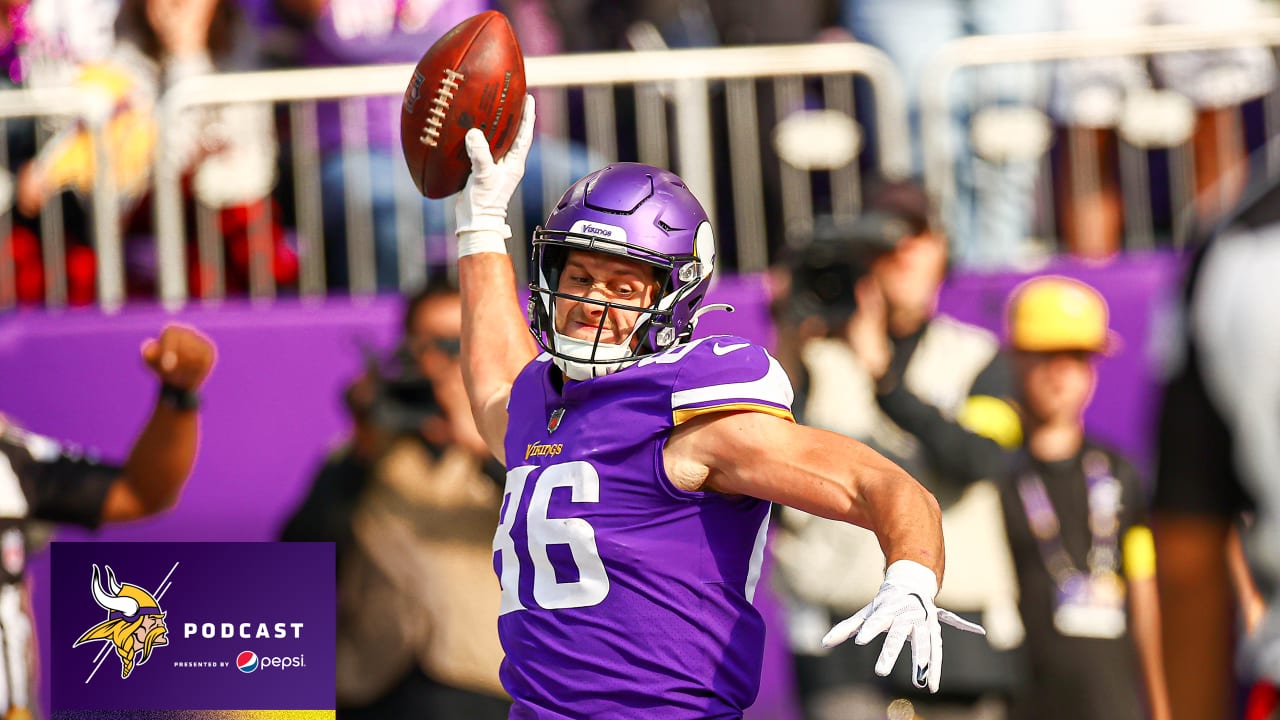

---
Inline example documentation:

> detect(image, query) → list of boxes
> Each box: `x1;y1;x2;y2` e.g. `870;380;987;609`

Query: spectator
539;0;847;266
15;0;286;299
0;323;214;719
771;180;1023;719
1153;176;1280;720
282;278;509;719
1054;0;1276;259
872;275;1171;720
842;0;1055;268
997;277;1168;720
0;0;123;304
278;369;381;565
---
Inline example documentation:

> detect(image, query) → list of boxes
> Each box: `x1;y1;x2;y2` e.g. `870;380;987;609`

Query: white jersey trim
670;354;794;413
745;509;770;603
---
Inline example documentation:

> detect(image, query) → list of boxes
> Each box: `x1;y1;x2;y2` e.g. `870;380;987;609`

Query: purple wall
0;255;1183;715
4;298;399;714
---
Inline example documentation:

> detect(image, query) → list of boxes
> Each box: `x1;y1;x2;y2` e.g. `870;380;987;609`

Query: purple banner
51;542;335;710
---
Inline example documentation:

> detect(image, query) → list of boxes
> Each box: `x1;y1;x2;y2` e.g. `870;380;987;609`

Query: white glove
456;95;536;256
821;559;986;693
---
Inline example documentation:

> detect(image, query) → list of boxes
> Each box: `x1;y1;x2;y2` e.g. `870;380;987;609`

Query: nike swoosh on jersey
712;342;751;356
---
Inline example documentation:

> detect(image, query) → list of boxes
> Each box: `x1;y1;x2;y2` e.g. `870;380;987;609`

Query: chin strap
550;330;634;381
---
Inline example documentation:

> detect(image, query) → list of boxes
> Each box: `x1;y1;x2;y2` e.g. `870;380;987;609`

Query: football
401;11;527;199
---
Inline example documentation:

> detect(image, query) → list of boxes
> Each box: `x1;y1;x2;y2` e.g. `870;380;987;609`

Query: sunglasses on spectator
410;336;462;358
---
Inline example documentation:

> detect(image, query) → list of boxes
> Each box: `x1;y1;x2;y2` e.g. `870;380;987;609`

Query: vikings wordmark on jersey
497;335;793;719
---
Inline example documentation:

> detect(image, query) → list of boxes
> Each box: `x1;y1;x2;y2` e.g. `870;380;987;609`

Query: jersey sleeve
669;336;795;425
1;425;119;528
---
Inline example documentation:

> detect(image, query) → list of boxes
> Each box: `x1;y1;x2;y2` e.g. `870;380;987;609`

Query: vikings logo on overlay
73;564;172;679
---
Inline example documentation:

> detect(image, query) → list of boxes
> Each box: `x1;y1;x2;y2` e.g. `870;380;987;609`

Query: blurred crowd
0;0;1275;303
0;1;1277;719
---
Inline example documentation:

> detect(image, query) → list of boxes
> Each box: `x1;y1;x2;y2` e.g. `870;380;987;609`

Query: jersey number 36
494;461;611;614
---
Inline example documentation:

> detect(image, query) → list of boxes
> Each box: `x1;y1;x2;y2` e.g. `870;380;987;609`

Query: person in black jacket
873;275;1170;720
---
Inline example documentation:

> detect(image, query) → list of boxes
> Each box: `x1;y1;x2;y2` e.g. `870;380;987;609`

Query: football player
450;97;983;718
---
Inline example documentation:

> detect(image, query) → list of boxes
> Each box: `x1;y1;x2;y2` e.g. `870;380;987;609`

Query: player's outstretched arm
667;411;943;570
103;324;215;522
455;98;539;463
665;410;984;692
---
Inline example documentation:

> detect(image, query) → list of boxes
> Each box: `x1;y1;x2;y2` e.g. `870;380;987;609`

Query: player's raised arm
454;99;539;462
666;406;984;692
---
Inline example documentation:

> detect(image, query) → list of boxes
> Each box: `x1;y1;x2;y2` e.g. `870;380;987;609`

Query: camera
359;343;442;437
788;211;909;328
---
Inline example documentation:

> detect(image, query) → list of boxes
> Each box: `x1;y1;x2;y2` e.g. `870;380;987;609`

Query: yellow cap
1007;275;1118;354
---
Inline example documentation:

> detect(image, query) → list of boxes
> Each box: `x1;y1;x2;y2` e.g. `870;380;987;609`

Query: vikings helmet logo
73;565;169;679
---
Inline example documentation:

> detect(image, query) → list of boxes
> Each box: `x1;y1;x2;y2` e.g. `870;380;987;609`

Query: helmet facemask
528;228;710;380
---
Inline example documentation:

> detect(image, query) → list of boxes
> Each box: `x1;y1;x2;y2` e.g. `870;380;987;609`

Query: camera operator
282;278;509;720
772;180;1025;720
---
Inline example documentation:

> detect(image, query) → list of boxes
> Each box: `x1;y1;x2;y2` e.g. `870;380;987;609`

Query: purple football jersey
497;335;795;719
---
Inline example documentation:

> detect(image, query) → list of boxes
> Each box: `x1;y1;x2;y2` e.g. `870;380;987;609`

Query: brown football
400;11;527;199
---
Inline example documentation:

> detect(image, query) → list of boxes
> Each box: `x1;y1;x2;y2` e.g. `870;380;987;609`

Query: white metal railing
921;20;1280;255
17;25;1280;309
153;42;911;306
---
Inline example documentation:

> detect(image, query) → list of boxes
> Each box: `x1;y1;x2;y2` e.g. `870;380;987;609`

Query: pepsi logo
236;651;258;673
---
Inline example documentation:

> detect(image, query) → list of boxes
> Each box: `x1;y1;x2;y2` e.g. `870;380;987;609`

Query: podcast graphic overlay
51;542;334;712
